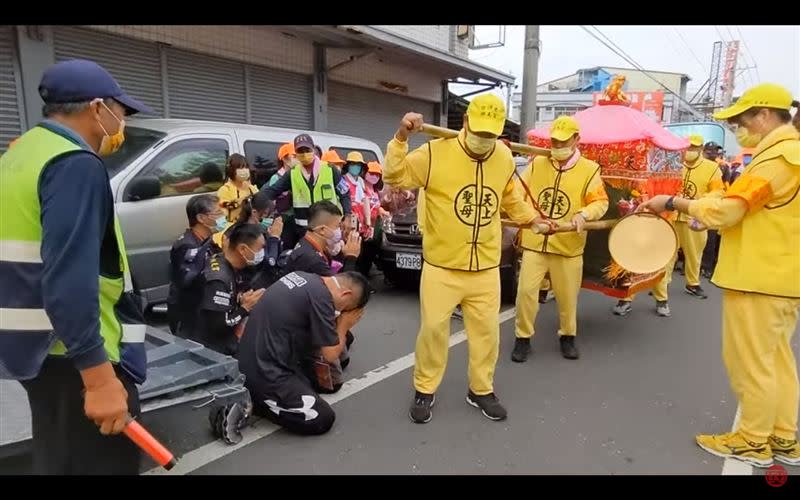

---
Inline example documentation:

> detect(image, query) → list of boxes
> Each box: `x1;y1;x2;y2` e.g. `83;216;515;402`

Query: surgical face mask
260;217;274;230
347;164;362;177
551;147;574;162
328;227;343;244
464;131;495;156
242;245;265;267
211;215;227;233
95;101;125;157
684;151;700;163
297;152;315;165
743;155;752;166
236;168;250;181
735;126;762;148
365;173;380;185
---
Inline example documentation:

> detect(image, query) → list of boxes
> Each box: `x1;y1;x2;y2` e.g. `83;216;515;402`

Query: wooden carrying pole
419;124;551;157
501;218;618;234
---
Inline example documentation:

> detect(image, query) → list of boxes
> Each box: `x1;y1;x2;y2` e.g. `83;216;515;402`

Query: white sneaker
656;301;671;317
613;301;632;316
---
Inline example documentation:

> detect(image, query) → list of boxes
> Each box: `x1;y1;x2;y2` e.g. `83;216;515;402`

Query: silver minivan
106;119;385;308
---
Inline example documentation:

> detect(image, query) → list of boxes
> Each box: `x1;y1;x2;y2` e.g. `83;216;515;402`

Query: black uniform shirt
194;253;248;355
237;272;339;395
167;229;211;324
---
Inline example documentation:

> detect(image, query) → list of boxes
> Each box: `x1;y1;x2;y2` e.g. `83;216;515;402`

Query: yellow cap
346;151;366;164
713;83;794;120
466;93;506;136
550;116;580;142
688;134;704;147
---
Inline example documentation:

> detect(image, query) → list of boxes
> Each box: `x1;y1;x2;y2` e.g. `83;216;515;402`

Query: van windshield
104;126;166;179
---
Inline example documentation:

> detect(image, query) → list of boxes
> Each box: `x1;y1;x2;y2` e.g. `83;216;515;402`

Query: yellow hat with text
550;116;580;141
713;83;794;120
466;93;506;136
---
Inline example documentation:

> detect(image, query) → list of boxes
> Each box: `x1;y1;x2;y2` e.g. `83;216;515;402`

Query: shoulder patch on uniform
280;272;309;290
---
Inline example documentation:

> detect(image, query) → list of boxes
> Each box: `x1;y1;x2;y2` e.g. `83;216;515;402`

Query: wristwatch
665;196;676;211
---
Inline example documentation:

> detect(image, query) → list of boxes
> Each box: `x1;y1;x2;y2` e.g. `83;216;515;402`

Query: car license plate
396;252;422;270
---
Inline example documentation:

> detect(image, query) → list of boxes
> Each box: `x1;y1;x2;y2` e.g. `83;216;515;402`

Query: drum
608;212;677;274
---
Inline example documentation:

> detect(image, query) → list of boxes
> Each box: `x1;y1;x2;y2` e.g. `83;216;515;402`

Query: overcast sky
456;25;799;105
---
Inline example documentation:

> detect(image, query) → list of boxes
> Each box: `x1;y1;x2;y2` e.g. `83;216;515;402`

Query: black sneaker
511;338;531;363
559;335;579;360
685;285;708;299
409;392;435;424
466;391;507;421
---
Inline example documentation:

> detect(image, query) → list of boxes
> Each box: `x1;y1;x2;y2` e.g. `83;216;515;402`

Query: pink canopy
528;104;689;151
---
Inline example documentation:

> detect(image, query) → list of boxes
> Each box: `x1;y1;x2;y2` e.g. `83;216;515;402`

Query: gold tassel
602;260;629;285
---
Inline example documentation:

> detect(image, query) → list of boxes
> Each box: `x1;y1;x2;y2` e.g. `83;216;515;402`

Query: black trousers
701;230;721;275
21;357;141;475
249;372;338;436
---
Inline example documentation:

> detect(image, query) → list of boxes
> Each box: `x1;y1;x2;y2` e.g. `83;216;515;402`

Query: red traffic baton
123;419;177;470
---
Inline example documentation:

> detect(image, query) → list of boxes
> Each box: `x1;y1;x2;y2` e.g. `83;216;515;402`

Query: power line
672;27;707;73
578;25;704;118
660;27;691;65
713;26;752;91
735;26;761;83
714;25;728;43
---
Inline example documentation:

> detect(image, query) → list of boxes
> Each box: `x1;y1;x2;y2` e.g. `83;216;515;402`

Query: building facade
511;66;693;130
1;25;512;152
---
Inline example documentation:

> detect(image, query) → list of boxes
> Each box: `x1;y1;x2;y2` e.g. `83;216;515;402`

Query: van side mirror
126;176;161;202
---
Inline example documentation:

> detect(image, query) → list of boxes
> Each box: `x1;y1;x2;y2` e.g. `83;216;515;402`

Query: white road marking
145;308;517;475
721;405;753;475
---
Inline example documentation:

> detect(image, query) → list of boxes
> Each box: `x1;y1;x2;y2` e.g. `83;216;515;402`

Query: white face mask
242;246;264;266
464;131;495;156
236;168;251;181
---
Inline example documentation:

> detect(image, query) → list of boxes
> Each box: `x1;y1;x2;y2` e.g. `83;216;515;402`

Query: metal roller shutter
166;49;246;123
53;26;164;116
0;26;24;151
328;82;436;150
249;66;312;129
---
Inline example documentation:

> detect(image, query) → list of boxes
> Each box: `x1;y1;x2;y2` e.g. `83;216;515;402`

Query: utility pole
519;26;540;136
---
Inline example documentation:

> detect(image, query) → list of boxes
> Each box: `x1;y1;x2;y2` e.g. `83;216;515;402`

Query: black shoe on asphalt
511;338;531;363
409;392;435;424
559;335;579;360
685;285;708;299
466;391;507;421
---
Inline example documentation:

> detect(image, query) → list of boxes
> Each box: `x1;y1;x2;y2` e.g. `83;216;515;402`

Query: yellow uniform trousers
515;250;583;339
722;290;799;442
414;264;501;396
625;221;707;302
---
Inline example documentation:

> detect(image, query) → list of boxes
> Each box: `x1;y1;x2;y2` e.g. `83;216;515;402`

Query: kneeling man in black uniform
237;271;370;435
194;223;266;355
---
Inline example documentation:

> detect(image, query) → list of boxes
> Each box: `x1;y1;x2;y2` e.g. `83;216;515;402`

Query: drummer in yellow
513;116;609;362
384;94;544;424
638;83;800;468
613;133;724;317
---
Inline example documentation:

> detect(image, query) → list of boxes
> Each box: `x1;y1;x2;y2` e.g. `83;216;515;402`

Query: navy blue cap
38;59;153;115
294;133;315;151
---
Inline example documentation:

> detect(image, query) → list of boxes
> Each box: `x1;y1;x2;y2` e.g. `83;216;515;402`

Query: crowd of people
166;131;415;434
1;57;798;475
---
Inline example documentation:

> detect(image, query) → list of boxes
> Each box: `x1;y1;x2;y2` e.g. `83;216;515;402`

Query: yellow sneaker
769;436;800;466
695;432;773;468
